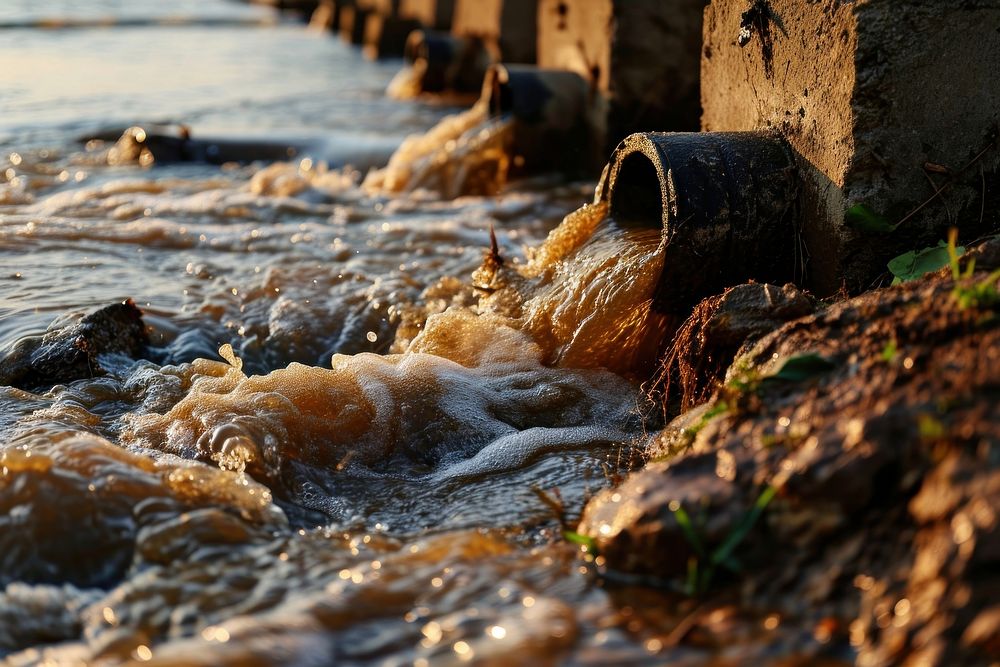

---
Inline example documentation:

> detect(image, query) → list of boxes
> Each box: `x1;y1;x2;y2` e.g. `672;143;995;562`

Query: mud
581;240;1000;665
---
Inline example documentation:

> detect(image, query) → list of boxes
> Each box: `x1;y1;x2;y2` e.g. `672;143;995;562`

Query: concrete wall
536;0;611;91
702;0;1000;294
535;0;707;153
398;0;454;30
451;0;502;41
451;0;535;63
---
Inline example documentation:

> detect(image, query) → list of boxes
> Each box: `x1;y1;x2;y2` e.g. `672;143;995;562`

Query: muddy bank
582;240;1000;665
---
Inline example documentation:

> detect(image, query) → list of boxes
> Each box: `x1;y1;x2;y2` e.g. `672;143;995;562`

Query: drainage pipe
99;126;398;171
403;30;492;93
601;132;800;313
482;63;601;176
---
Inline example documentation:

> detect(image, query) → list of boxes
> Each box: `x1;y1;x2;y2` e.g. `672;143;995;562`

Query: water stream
0;3;719;664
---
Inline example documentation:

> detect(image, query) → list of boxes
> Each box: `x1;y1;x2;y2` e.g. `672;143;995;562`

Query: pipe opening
610;152;664;230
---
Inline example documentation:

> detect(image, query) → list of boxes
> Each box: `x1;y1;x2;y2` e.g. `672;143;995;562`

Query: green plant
881;339;899;362
532;486;599;554
946;228;1000;309
680;401;729;442
671;485;779;596
888;240;964;284
845;204;895;233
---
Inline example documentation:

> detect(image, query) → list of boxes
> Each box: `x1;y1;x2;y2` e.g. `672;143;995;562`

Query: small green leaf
763;353;835;385
846;204;894;233
710;485;778;568
671;504;706;558
685;557;700;597
562;530;598;552
917;414;945;440
881;339;898;362
888;241;964;284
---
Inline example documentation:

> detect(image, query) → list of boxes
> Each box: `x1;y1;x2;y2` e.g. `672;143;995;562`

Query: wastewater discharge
0;89;683;662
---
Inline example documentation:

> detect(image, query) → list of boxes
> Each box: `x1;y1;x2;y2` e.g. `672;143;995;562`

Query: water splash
363;101;513;198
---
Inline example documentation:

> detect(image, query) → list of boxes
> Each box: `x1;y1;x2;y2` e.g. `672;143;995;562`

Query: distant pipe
97;126;398;171
602;132;800;313
482;64;600;176
402;30;492;93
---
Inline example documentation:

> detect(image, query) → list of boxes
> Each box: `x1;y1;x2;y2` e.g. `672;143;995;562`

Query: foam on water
364;101;514;198
0;5;700;662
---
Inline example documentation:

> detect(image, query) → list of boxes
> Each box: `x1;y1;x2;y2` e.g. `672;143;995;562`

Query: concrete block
450;0;536;63
535;0;707;152
702;0;1000;294
536;0;611;91
398;0;455;31
338;3;369;43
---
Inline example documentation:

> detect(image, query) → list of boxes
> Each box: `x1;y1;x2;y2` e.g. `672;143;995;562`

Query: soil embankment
582;239;1000;665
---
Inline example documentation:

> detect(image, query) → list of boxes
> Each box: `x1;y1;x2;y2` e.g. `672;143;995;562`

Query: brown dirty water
0;2;913;665
0;4;766;664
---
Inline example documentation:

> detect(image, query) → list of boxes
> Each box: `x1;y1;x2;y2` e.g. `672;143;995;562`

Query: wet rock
581;242;1000;664
0;300;148;391
653;282;815;411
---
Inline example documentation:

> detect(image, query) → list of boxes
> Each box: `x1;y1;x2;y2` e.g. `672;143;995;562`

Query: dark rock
652;282;815;411
0;300;148;390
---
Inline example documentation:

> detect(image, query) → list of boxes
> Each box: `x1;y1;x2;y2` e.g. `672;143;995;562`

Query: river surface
0;2;728;665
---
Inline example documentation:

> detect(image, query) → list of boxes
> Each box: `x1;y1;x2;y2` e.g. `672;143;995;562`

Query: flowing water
0;3;719;664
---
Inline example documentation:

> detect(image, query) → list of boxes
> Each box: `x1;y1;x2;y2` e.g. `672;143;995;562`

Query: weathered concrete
398;0;455;31
338;2;370;44
702;0;1000;295
536;0;707;153
450;0;536;64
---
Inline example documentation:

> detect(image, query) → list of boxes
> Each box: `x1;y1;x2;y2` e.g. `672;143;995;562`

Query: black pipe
98;126;397;170
403;30;491;93
603;132;800;313
482;64;599;177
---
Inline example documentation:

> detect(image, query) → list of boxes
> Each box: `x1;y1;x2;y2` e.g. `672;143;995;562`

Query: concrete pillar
535;0;707;153
354;0;423;58
701;0;1000;294
450;0;536;63
338;2;368;43
536;0;611;91
398;0;455;31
